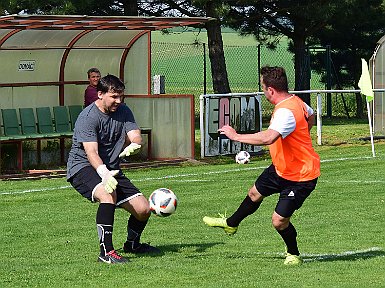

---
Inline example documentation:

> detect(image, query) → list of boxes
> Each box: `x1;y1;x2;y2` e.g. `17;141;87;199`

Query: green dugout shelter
0;15;212;163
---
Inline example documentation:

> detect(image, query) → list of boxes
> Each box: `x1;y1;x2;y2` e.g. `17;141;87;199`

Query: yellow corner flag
358;58;374;102
358;58;376;157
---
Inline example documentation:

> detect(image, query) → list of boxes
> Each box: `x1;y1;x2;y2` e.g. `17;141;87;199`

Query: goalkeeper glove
119;142;141;158
96;164;119;193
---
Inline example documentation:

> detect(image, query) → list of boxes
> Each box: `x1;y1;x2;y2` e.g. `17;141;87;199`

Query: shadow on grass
303;247;385;263
159;242;224;253
266;247;384;263
118;242;224;258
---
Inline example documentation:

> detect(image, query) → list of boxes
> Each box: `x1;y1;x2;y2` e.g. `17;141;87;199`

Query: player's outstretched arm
218;125;281;145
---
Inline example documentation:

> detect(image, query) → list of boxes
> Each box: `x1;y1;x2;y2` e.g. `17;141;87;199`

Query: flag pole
366;100;375;157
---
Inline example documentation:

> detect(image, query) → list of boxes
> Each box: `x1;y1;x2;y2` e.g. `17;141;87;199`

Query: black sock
126;215;148;249
276;222;299;256
96;203;116;256
226;196;262;227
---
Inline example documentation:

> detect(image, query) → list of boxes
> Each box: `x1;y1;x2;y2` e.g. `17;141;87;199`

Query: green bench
0;105;83;171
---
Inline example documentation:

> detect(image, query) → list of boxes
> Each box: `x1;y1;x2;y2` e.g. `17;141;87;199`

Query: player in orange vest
203;66;320;265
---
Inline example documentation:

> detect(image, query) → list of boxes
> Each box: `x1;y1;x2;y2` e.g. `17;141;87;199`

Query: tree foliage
223;0;346;104
309;0;385;117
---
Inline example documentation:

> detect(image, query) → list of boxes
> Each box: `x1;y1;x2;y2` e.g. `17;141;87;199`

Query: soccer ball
149;188;178;217
235;150;251;164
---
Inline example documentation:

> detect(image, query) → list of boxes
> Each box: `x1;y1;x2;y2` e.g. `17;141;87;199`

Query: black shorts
68;166;142;206
255;164;318;218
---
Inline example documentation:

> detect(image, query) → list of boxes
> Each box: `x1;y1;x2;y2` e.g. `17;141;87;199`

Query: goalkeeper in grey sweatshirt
67;74;161;264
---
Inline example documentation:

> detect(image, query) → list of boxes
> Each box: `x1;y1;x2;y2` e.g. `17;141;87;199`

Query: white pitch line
132;165;268;182
321;180;385;184
320;156;375;163
155;179;212;182
133;155;383;182
0;185;71;195
0;155;381;196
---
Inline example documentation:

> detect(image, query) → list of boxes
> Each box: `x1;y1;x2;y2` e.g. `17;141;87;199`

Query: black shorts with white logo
68;166;142;206
255;164;318;218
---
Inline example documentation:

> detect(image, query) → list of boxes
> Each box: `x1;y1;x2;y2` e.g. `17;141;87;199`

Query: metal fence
151;42;364;118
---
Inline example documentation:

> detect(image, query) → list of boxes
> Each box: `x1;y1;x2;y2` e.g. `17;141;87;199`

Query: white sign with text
18;60;35;71
200;93;263;157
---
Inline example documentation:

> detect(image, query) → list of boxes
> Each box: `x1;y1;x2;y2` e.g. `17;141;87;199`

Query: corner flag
358;59;374;102
358;58;375;157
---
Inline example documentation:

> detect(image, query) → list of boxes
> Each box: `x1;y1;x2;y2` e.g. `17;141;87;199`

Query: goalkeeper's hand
119;142;141;158
96;164;119;193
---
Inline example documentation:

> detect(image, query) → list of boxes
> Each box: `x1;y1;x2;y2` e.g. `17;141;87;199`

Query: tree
0;0;6;14
196;0;231;94
122;0;138;16
137;0;231;94
309;0;385;118
224;0;343;104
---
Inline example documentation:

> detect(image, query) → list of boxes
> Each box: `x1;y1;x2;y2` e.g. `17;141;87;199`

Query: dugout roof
0;14;213;106
0;14;211;31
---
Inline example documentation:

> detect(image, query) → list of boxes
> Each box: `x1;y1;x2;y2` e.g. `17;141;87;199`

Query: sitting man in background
84;67;101;107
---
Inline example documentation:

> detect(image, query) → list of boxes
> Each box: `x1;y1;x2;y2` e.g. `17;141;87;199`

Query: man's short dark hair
97;74;125;94
260;66;288;92
87;67;100;78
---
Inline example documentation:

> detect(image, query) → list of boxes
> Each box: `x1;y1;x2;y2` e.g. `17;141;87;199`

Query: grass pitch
1;142;385;287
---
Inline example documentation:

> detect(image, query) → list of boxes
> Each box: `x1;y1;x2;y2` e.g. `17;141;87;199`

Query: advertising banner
200;93;263;157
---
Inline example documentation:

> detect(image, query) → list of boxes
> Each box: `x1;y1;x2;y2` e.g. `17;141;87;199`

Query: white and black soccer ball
235;150;251;164
149;188;178;217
